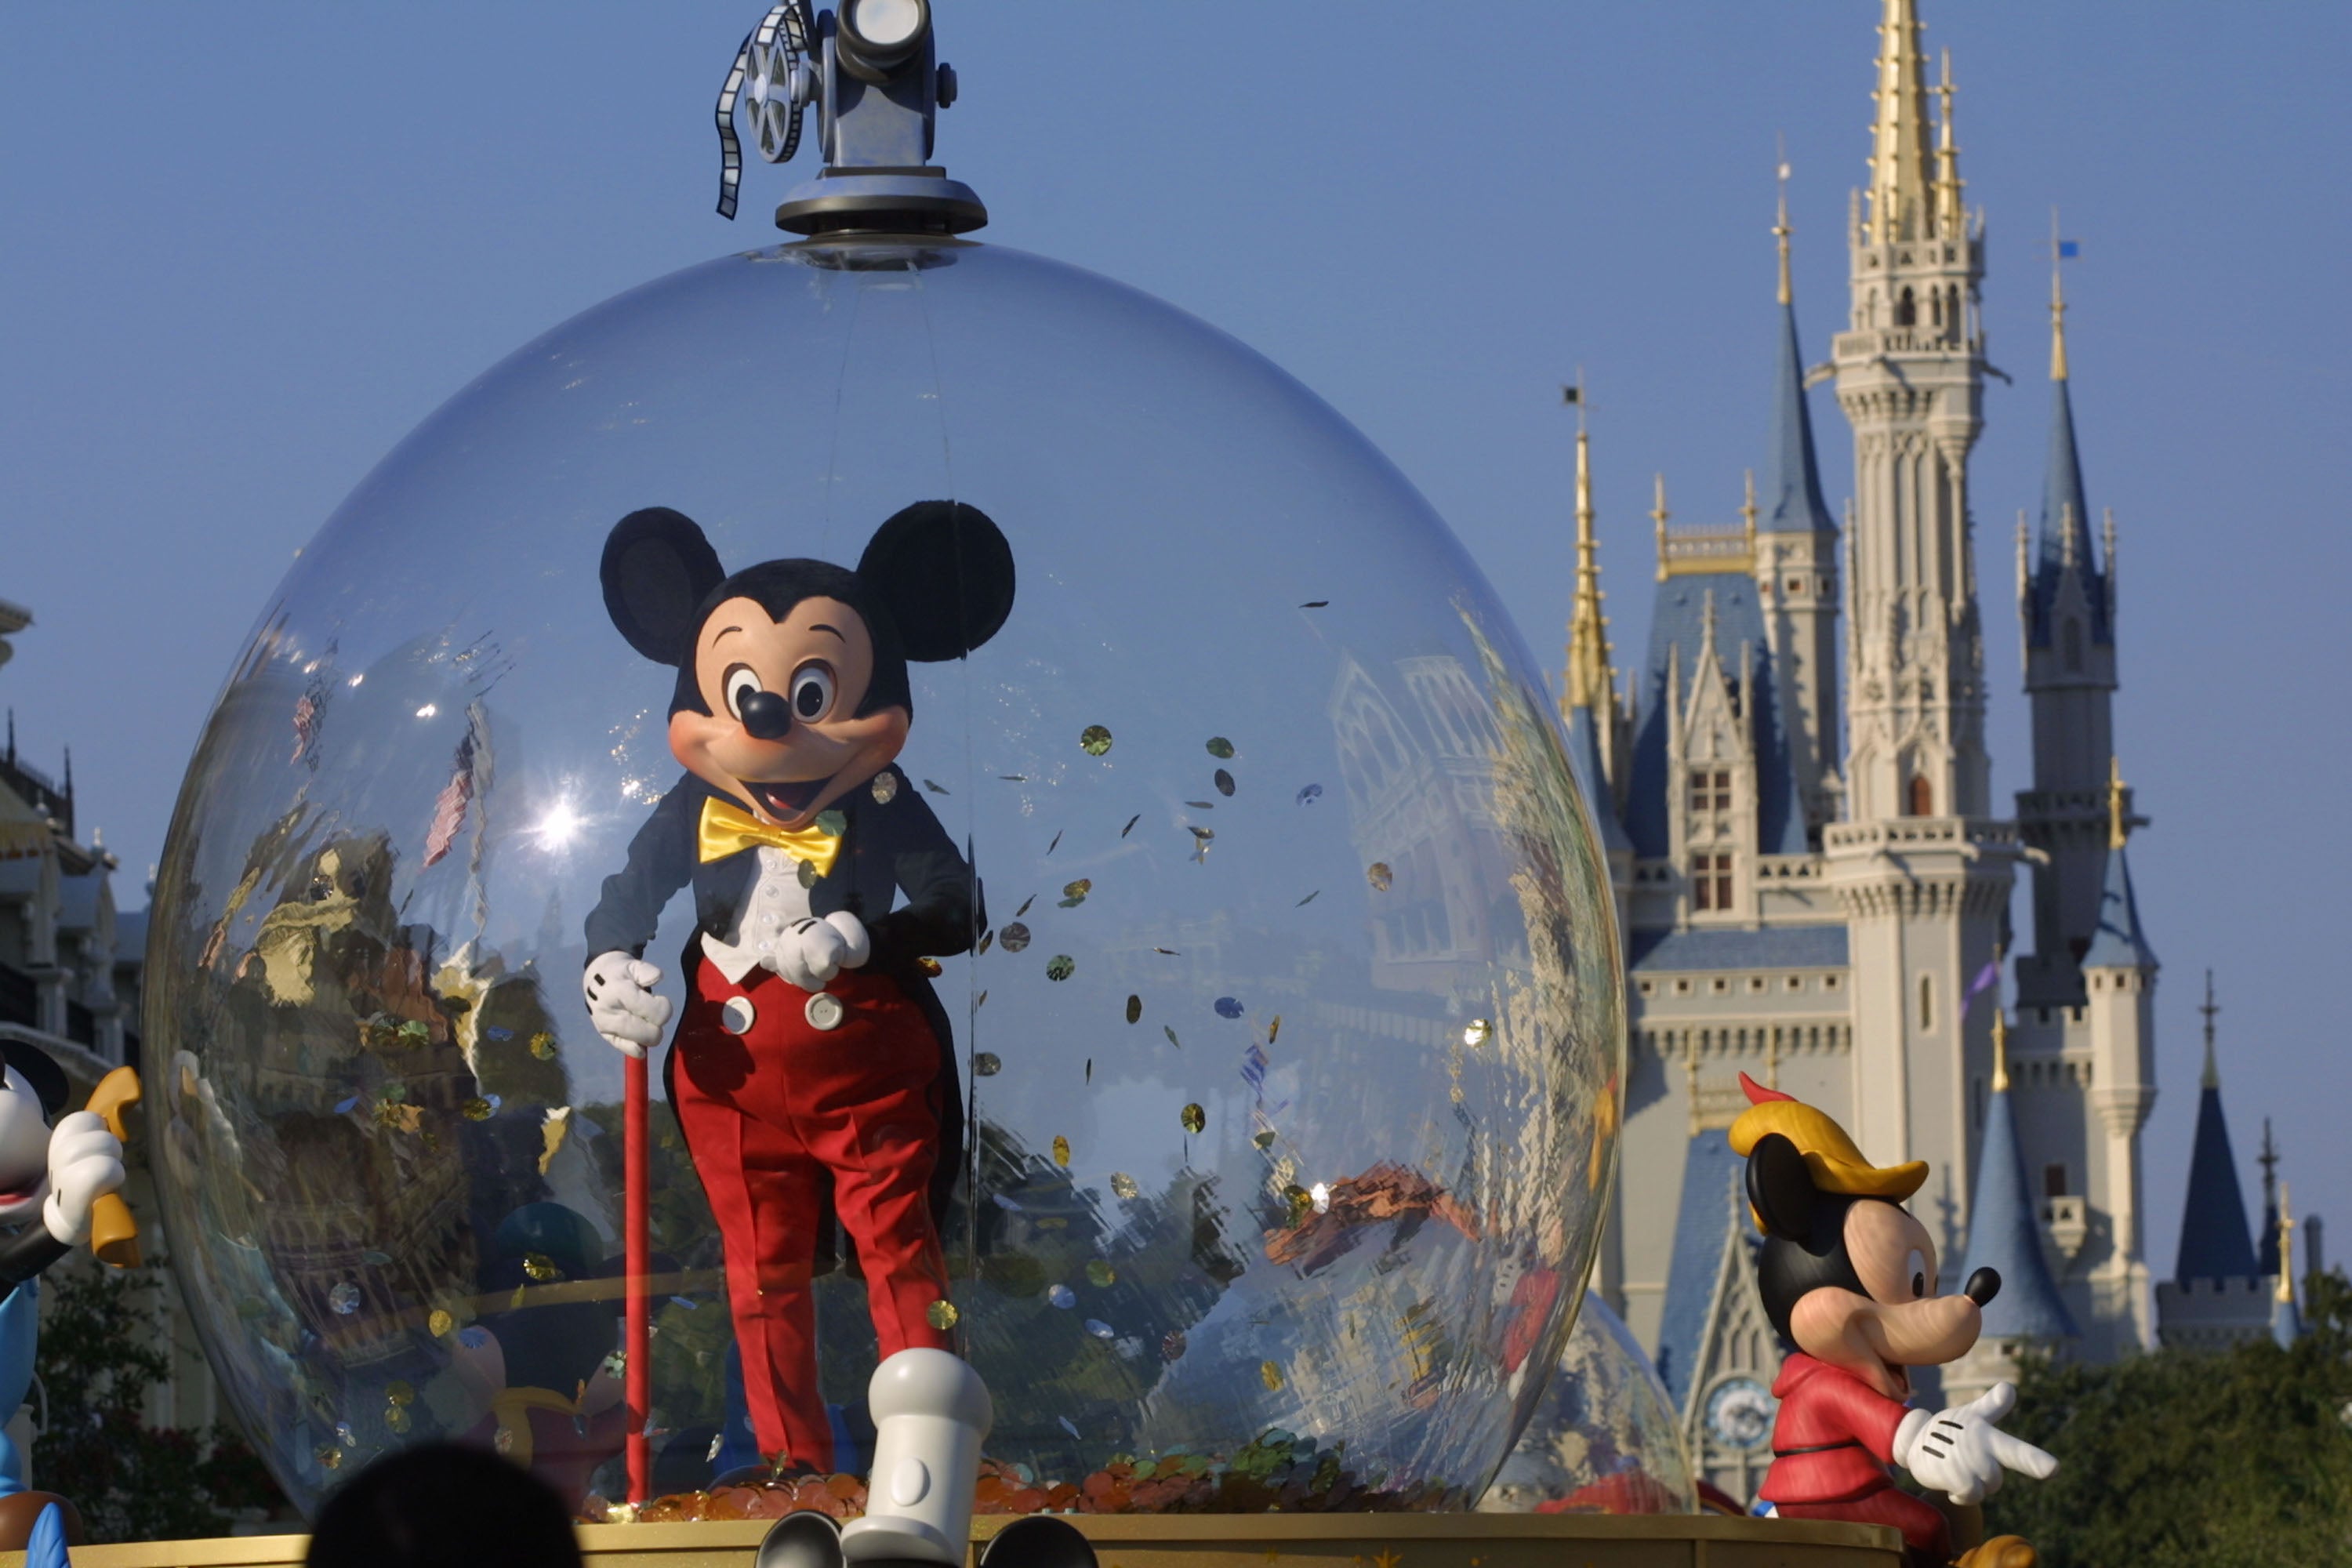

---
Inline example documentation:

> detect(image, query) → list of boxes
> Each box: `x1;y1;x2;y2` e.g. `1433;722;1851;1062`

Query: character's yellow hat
1727;1073;1927;1203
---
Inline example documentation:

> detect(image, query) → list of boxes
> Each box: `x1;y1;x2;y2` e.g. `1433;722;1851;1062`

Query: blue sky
4;2;2346;1277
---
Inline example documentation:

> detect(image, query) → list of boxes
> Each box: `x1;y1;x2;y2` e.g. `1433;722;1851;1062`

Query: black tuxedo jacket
583;764;977;1258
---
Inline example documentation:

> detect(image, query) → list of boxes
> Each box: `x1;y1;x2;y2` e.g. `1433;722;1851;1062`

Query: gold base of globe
9;1511;1901;1567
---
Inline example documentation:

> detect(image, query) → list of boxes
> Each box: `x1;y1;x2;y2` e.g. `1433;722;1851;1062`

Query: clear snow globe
143;16;1624;1523
1478;1293;1697;1515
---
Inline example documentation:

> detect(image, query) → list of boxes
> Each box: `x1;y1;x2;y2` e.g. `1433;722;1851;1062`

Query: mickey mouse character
0;1041;128;1499
1732;1074;2054;1568
583;500;1012;1474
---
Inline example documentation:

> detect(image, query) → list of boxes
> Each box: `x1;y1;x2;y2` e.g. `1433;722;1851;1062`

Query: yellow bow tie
697;795;844;877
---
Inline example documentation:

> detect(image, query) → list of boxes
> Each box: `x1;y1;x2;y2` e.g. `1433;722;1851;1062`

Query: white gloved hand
776;916;850;992
1895;1381;2057;1505
583;950;672;1058
825;910;871;969
43;1110;125;1248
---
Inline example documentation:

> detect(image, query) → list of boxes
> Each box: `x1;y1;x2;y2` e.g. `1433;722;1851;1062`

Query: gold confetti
1207;737;1236;759
975;989;988;1010
1367;862;1394;891
1260;1359;1285;1392
1052;1134;1072;1167
1300;600;1329;609
1046;954;1075;982
1269;1014;1282;1044
462;1097;492;1121
916;956;943;977
1109;1172;1140;1200
529;1032;557;1061
1086;1260;1117;1287
1014;894;1036;917
317;1446;343;1472
1283;1184;1313;1221
927;1298;960;1331
510;1283;528;1310
1214;769;1236;797
1047;830;1063;855
1185;801;1216;811
999;922;1032;953
924;779;950;795
523;1251;561;1282
1296;890;1319;906
1080;725;1114;757
539;1107;572;1175
428;1309;454;1338
387;1380;416;1406
386;1403;412;1435
1181;1103;1207;1134
1462;1018;1493;1048
1163;1025;1181;1049
977;929;994;956
870;772;899;804
975;1052;1001;1076
1253;1130;1278;1150
1062;879;1092;900
1121;814;1141;837
1126;994;1142;1025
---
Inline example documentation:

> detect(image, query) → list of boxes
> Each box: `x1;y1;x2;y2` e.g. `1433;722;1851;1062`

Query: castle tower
2155;969;2268;1349
1947;1004;2078;1403
1754;170;1844;840
1821;0;2019;1259
1559;393;1635;946
2078;757;2158;1352
2015;251;2125;1005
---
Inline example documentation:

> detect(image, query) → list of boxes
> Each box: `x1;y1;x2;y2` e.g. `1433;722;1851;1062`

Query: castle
1563;0;2306;1504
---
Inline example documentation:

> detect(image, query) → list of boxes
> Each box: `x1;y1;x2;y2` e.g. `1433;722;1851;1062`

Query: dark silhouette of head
306;1443;582;1568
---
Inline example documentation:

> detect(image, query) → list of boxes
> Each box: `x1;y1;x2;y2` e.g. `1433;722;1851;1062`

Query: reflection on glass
1479;1294;1697;1515
148;239;1624;1518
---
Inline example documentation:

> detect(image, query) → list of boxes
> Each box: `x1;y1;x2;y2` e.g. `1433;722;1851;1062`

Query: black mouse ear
603;508;727;665
857;501;1016;662
1746;1132;1817;1242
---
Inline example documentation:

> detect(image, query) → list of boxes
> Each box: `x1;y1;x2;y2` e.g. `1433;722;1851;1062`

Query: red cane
625;1048;652;1504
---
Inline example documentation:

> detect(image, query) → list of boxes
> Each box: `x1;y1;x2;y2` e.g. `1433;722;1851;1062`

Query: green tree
34;1264;286;1542
1986;1269;2352;1568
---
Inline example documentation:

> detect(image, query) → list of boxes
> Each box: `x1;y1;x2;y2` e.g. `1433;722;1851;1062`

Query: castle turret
1754;170;1843;840
1947;1004;2078;1402
2016;248;2124;1006
2155;969;2270;1349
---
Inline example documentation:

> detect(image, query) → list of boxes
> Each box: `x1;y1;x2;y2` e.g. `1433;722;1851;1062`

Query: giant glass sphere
146;236;1624;1519
1479;1293;1696;1515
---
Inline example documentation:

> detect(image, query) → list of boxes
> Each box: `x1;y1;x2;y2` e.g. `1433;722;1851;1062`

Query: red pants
670;958;953;1469
1774;1486;1951;1562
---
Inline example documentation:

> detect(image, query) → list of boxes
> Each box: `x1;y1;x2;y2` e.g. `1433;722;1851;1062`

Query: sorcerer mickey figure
583;500;1012;1473
1732;1074;2056;1568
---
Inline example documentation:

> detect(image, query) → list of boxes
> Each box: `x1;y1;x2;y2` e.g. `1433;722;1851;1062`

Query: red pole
625;1049;652;1504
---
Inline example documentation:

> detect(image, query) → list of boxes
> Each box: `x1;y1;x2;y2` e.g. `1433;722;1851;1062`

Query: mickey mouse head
601;500;1014;829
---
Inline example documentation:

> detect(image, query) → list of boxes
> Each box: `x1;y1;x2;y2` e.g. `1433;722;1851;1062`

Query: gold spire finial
1933;48;1964;237
1563;372;1614;714
2107;755;2129;850
2050;208;2071;382
1991;1004;2009;1093
2199;970;2221;1091
1774;140;1794;307
2278;1182;2296;1303
1652;474;1671;582
1865;0;1936;243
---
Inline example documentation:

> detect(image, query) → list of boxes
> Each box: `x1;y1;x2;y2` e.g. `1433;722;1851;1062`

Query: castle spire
1563;375;1614;715
1933;48;1965;238
1865;0;1939;243
2173;967;2258;1286
1774;148;1794;307
2200;970;2221;1091
1763;173;1837;540
2259;1115;2284;1277
2049;218;2071;383
2273;1183;2303;1345
1961;995;2078;1342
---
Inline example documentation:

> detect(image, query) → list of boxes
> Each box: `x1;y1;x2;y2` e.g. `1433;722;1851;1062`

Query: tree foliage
1985;1269;2352;1568
35;1264;286;1542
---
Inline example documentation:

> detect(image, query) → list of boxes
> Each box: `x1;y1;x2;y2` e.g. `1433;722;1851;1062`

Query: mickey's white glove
584;951;672;1058
1894;1381;2057;1505
776;911;871;993
43;1111;125;1248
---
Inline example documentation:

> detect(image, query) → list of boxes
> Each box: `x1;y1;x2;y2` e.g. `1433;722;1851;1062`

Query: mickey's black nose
738;688;793;740
1965;1266;2002;1307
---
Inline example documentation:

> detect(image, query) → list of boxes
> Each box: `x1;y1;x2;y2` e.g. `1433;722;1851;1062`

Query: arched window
1895;286;1917;327
1906;775;1933;817
1918;975;1934;1033
1930;288;1944;327
1947;285;1962;338
2063;619;2083;673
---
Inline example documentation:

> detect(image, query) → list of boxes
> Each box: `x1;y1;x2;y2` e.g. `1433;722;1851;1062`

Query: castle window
1896;286;1917;327
1786;975;1802;991
1824;975;1840;991
2044;1163;2069;1200
1918;975;1934;1032
1906;775;1933;817
2063;619;2083;673
1691;853;1733;910
1689;769;1731;813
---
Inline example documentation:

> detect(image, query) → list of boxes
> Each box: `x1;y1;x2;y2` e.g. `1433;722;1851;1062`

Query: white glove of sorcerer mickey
43;1110;125;1248
1894;1381;2058;1505
583;952;673;1058
775;911;871;993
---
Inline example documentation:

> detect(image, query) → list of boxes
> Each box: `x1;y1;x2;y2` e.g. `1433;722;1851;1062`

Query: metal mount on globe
717;0;985;236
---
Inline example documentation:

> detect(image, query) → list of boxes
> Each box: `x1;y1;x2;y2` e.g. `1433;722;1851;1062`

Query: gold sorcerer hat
1727;1072;1928;1203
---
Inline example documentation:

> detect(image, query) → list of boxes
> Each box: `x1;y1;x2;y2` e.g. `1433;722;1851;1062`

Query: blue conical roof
1762;302;1835;536
1961;1081;2078;1341
2174;1083;2259;1285
2082;840;2158;971
2027;375;2112;648
2272;1289;2303;1348
1566;704;1630;855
